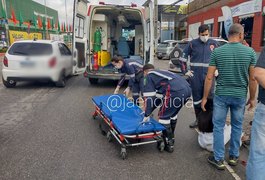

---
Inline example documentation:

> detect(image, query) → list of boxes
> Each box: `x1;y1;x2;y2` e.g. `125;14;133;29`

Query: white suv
2;40;73;88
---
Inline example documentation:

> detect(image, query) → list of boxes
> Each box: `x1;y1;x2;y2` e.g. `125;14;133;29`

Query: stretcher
92;94;166;159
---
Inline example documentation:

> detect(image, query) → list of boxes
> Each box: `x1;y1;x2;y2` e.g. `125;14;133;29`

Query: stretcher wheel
107;131;113;142
99;124;106;136
157;141;165;152
120;148;127;160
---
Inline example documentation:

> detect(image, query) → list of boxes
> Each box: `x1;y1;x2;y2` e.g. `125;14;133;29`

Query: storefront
187;0;265;52
0;0;59;46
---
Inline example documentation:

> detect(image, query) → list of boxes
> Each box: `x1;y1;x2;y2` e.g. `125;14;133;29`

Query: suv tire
55;71;66;88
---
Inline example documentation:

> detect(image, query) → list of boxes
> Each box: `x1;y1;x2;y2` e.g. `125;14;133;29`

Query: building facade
0;0;59;46
187;0;265;52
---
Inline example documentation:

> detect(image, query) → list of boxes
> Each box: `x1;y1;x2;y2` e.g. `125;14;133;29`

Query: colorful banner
221;6;233;38
9;30;42;44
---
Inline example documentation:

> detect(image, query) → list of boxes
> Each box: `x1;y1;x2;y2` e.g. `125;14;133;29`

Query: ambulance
72;0;155;84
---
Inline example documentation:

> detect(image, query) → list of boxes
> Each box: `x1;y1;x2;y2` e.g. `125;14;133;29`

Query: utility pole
2;0;9;46
154;0;158;57
44;0;48;39
65;0;68;32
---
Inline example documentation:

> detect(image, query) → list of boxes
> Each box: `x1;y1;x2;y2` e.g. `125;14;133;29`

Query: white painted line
224;161;241;180
194;128;241;180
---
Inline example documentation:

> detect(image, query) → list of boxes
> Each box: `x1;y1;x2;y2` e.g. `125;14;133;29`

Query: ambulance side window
75;16;84;38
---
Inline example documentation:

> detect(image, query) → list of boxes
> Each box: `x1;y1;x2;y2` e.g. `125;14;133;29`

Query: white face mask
200;35;209;43
114;64;122;69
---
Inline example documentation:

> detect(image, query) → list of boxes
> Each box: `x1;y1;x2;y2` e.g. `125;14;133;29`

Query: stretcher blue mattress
92;94;165;135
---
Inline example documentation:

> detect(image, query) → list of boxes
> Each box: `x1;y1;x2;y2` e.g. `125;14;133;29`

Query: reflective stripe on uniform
128;62;143;68
171;114;178;120
143;92;156;97
132;93;139;96
193;100;202;105
158;119;171;125
156;94;164;98
148;71;173;80
190;63;209;68
130;74;135;78
179;57;187;62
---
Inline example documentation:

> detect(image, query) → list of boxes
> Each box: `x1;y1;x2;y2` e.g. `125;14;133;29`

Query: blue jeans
212;95;246;161
247;102;265;180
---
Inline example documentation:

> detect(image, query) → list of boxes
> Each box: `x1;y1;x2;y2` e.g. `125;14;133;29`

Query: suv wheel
55;71;66;88
2;77;16;88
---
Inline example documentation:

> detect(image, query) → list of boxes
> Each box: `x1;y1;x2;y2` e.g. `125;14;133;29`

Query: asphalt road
0;59;250;180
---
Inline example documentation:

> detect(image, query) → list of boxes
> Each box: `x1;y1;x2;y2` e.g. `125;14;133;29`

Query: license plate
158;53;162;56
20;61;35;67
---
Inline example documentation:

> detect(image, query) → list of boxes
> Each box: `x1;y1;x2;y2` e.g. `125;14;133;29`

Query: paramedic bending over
142;64;192;152
111;56;143;103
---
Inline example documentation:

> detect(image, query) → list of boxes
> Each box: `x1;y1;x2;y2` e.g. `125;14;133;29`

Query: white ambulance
72;0;155;84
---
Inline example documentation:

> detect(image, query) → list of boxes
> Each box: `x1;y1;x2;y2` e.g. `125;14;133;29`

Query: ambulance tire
89;78;98;85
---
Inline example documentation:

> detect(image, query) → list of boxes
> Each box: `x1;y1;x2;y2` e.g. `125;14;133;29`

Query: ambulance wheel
107;131;113;142
120;148;127;160
89;78;98;85
157;141;165;152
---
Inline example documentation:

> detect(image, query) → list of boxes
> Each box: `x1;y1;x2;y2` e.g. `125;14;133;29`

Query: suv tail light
49;57;57;68
3;56;8;67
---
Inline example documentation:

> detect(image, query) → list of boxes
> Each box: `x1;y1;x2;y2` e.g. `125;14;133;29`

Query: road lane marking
194;128;241;180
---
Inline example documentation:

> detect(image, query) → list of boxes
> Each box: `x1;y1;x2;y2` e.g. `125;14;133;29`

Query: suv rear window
8;43;53;56
158;42;169;47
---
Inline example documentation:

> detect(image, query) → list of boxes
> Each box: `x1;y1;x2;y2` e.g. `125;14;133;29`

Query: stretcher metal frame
92;102;165;159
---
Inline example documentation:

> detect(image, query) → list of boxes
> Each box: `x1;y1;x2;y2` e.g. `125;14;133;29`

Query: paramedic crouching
142;64;191;152
111;56;143;104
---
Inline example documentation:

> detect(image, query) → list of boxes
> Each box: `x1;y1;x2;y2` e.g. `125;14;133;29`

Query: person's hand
114;87;120;94
185;70;194;78
123;87;131;97
142;116;150;123
246;99;256;111
201;98;208;112
214;70;219;77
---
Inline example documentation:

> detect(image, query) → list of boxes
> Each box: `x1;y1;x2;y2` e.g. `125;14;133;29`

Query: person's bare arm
254;67;265;89
247;66;257;111
201;66;216;111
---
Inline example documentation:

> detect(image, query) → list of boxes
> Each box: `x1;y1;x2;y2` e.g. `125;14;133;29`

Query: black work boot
171;120;177;133
189;106;201;128
162;124;174;153
165;139;174;153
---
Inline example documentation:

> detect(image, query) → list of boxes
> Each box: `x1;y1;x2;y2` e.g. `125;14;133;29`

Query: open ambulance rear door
72;0;89;75
143;0;155;65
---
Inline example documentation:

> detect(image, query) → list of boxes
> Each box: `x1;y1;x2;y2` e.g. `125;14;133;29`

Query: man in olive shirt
201;24;257;170
247;47;265;180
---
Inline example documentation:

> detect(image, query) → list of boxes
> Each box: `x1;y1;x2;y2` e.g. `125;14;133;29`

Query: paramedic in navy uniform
142;64;191;152
179;24;218;128
111;56;143;104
